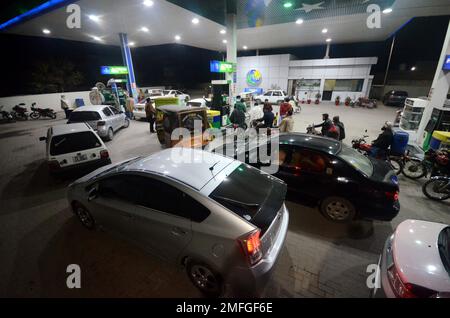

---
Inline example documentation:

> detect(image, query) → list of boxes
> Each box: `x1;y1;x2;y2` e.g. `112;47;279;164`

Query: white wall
0;91;92;112
237;54;290;93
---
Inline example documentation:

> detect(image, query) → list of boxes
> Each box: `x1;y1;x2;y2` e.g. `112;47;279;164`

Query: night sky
0;4;448;98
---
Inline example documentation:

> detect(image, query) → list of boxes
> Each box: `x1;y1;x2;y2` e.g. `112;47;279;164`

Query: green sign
210;60;236;73
101;66;129;75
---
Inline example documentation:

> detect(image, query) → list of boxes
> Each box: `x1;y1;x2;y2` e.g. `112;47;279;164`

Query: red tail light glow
100;150;109;159
239;229;262;266
385;191;399;201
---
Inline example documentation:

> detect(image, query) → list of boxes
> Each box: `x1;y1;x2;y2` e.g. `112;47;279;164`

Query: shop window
333;79;364;92
296;79;321;91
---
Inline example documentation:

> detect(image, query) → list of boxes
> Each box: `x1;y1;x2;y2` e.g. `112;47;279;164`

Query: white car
375;219;450;298
39;123;111;174
254;90;289;105
187;98;211;108
163;89;190;102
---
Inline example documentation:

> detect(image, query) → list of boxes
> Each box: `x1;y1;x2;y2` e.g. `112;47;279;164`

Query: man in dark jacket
370;122;394;158
333;116;346;141
230;107;246;129
314;113;333;136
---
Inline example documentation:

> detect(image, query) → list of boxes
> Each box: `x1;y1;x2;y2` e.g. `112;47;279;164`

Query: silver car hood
393;220;450;292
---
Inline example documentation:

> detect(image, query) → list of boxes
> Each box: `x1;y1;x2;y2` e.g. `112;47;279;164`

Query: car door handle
171;227;187;236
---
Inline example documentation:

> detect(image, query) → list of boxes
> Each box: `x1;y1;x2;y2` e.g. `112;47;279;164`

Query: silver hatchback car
67;148;289;297
68;105;130;141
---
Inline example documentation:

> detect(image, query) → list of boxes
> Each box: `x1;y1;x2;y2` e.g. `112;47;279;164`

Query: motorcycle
11;104;29;121
351;133;403;174
306;124;321;136
422;175;450;201
0;106;16;123
30;103;57;120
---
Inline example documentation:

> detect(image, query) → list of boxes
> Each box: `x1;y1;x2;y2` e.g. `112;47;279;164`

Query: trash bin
430;131;450;150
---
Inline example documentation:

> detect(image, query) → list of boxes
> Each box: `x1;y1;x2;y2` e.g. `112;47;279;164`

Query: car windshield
163;90;171;95
50;132;101;156
337;144;374;177
438;227;450;276
209;164;286;231
394;91;408;96
69;111;101;122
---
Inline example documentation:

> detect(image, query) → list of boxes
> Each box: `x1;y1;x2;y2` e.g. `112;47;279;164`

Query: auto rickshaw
156;105;215;148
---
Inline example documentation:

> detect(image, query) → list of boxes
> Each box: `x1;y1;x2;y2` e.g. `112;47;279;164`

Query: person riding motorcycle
253;109;275;130
314;113;333;136
369;121;394;159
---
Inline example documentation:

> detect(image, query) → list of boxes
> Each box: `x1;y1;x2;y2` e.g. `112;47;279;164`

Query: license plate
73;154;88;163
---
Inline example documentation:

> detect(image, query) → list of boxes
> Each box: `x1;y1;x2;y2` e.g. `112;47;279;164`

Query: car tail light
385;191;399;201
48;160;60;171
97;121;106;127
100;150;109;159
239;229;262;266
387;264;436;298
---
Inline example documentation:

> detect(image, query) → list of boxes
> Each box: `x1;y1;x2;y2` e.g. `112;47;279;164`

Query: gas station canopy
1;0;450;51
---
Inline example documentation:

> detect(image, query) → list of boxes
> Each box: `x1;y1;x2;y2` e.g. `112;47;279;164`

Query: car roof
278;133;342;155
124;148;236;191
72;105;109;112
159;105;207;113
51;123;92;136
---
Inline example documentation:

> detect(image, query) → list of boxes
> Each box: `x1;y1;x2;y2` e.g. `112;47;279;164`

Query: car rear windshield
50;132;102;156
337;144;374;177
69;111;101;122
438;227;450;276
209;164;287;232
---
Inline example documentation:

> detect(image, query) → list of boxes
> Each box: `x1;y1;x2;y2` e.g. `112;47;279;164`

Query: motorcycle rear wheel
422;179;450;201
402;160;427;180
389;158;403;175
30;112;40;120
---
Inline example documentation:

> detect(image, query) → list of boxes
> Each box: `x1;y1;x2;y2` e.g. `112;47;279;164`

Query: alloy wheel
326;201;351;221
190;265;220;294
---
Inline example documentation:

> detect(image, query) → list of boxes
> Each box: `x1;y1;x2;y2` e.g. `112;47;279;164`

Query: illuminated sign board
443;55;450;71
101;66;129;75
246;69;262;87
210;60;236;73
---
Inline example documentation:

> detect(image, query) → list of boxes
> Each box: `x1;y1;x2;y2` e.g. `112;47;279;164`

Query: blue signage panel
210;60;221;73
443;55;450;71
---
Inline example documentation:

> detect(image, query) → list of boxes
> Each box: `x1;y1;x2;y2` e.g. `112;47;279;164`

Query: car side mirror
88;186;99;202
39;137;47;142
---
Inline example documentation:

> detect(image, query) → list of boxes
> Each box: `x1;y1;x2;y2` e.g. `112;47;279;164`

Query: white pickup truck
254;90;289;105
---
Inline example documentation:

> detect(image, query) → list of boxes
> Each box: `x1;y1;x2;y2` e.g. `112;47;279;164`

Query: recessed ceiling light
222;39;228;44
296;19;304;25
220;29;226;35
326;38;332;42
128;42;136;46
383;8;393;14
322;28;328;34
92;36;102;41
192;18;199;25
42;29;51;34
411;66;416;71
243;45;248;50
283;2;293;8
143;0;154;7
89;15;100;22
140;27;149;32
174;35;181;41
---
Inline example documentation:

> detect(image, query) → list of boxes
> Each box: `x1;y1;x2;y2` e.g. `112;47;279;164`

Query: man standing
145;98;156;133
60;95;70;119
279;109;294;133
279;97;293;119
230;106;246;129
125;93;135;120
263;99;273;113
234;97;247;113
333;116;346;141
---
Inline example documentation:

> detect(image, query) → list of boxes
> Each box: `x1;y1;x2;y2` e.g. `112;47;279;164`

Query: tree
30;60;84;94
